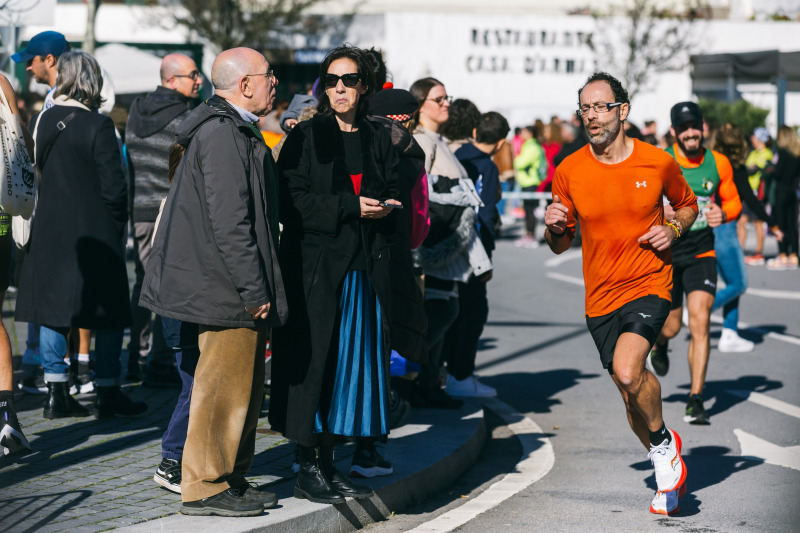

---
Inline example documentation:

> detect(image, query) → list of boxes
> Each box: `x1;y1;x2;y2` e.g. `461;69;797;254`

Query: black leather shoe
43;382;90;419
231;481;278;509
95;386;148;418
180;488;264;516
320;445;373;499
294;445;345;504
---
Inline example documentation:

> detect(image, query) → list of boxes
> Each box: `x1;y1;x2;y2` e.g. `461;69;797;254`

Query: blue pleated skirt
314;270;390;437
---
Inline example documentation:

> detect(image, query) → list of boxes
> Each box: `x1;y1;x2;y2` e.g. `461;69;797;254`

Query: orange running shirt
552;139;698;317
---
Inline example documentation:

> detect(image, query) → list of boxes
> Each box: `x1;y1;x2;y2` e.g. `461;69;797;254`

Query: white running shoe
718;328;755;353
445;374;497;398
648;429;686;493
650;487;680;515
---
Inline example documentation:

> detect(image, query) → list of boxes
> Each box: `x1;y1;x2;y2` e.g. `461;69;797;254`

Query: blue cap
11;31;69;63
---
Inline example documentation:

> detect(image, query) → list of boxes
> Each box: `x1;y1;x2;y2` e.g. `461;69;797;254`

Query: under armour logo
704;279;716;288
682;106;690;112
638;313;651;319
636;181;647;188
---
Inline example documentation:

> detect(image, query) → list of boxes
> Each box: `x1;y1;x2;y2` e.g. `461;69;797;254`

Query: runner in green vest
649;102;741;425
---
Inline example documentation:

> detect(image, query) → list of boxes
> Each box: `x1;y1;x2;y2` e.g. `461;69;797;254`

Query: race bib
691;196;711;231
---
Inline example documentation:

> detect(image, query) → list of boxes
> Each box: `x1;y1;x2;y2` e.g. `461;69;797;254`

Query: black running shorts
585;295;671;374
670;256;717;310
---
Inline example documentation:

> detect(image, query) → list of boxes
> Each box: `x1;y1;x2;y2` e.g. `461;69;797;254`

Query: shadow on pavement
663;375;783;418
0;489;92;532
478;369;600;414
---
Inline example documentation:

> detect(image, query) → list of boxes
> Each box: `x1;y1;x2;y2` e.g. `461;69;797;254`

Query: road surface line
545;274;800;346
726;389;800;420
545;272;584;286
544;250;582;267
710;315;800;347
734;428;800;471
405;398;554;533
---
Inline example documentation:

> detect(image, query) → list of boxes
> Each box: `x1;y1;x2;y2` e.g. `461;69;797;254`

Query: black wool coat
368;116;428;365
16;103;131;329
269;114;399;446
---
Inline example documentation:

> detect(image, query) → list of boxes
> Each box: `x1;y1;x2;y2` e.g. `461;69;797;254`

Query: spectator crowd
0;30;797;518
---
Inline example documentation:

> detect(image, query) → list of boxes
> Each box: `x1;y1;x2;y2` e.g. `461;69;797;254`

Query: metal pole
777;75;787;127
727;63;735;103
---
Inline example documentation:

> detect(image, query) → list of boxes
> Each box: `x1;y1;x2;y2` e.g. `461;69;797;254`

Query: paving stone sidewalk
0;379;298;532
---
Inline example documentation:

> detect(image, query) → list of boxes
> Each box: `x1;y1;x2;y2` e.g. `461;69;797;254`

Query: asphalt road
366;222;800;533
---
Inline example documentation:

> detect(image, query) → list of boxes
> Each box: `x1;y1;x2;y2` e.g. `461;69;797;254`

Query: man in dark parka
139;47;286;517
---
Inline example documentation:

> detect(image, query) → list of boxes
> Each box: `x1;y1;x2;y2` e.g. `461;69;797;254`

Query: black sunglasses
323;73;361;88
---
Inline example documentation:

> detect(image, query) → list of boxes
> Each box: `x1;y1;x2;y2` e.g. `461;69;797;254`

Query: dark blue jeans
159;316;200;461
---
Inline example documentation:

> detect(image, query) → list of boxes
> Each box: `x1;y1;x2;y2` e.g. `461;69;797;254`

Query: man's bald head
211;48;264;91
161;54;197;84
212;48;276;116
160;53;202;98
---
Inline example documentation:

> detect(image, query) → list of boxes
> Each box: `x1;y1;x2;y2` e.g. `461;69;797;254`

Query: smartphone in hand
379;202;403;209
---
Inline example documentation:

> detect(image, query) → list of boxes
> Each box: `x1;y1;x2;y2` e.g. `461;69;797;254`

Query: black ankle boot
293;445;345;504
43;382;90;419
94;386;148;418
319;445;373;499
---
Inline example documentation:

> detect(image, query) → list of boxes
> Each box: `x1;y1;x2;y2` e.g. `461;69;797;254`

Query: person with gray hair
140;47;286;517
16;50;147;420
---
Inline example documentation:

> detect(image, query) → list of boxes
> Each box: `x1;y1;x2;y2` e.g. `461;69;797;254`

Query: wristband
549;227;566;238
668;218;683;236
665;222;680;239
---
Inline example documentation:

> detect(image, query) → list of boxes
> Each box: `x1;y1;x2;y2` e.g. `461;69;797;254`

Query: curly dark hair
315;45;376;121
578;72;630;108
438;98;481;142
711;123;748;168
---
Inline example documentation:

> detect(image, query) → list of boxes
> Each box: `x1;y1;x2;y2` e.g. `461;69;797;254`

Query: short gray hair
54;51;105;110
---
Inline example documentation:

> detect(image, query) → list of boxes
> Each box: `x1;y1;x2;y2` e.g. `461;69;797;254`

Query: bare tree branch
590;0;709;99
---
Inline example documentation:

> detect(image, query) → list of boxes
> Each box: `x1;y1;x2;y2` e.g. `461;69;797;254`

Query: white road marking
543;273;800;347
734;429;800;472
544;250;582;268
710;315;800;347
405;398;554;533
545;272;584;286
725;390;800;420
744;287;800;300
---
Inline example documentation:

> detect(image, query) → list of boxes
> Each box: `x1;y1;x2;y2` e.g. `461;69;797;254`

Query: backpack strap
37;109;85;170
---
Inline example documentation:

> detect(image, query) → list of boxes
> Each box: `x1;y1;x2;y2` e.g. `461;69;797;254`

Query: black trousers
443;277;489;381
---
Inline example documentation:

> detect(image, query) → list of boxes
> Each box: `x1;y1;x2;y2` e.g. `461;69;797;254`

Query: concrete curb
116;399;486;533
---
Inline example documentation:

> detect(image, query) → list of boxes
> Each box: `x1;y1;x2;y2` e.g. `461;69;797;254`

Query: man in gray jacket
126;53;201;384
140;47;286;517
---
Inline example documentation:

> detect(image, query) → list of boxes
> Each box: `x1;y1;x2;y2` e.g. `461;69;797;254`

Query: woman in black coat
269;45;399;504
16;51;146;420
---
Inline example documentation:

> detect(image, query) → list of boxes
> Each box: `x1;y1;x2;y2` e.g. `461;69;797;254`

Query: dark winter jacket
455;142;501;256
369;116;428;364
126;86;192;222
269;114;399;446
16;101;131;329
139;96;286;328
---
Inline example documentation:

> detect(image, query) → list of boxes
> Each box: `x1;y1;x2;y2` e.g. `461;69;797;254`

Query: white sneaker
648;429;686;493
445;374;497;398
650;487;680;515
718;328;754;353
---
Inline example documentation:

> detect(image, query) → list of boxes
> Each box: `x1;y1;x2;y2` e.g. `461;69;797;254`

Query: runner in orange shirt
545;72;698;515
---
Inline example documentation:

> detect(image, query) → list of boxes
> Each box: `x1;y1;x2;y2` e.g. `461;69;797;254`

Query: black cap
369;88;418;117
670;102;703;128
